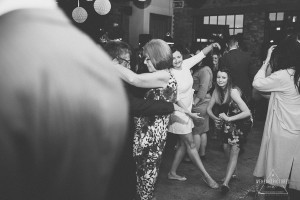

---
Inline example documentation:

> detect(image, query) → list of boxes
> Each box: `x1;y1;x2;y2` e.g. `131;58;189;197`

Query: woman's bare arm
219;89;251;122
183;43;221;70
113;64;169;88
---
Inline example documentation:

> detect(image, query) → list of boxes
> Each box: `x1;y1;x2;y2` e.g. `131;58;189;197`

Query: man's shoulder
225;49;251;61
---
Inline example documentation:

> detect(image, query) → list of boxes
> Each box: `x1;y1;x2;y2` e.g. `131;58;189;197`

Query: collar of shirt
0;0;57;16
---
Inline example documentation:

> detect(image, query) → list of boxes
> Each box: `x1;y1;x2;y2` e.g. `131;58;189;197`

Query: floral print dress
133;70;177;200
219;97;253;148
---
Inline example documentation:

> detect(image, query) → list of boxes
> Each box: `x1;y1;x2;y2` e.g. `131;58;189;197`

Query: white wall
129;0;173;48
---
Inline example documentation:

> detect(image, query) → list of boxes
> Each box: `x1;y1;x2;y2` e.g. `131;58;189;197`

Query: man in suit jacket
219;35;255;103
104;40;179;200
0;1;128;200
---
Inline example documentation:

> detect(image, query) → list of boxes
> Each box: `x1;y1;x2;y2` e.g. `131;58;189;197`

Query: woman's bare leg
182;133;218;188
223;145;240;186
168;139;186;179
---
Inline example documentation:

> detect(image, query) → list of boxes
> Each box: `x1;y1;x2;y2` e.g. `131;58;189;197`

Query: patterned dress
133;70;177;200
219;95;253;148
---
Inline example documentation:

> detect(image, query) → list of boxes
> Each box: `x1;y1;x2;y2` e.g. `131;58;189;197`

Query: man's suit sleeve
128;92;175;116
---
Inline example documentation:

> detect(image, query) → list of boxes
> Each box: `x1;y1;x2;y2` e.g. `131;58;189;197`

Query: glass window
218;16;226;25
235;15;243;28
277;12;284;21
226;15;235;28
210;16;217;24
269;13;276;21
201;14;244;36
235;29;243;34
204;16;209;24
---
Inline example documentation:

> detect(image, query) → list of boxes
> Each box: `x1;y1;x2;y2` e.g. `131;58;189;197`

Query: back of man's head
104;40;132;59
227;35;239;49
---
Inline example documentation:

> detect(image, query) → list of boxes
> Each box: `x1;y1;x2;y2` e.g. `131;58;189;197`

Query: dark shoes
221;184;230;194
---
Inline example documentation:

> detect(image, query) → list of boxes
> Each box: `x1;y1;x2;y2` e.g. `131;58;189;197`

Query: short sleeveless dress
168;67;194;134
218;95;253;148
133;70;177;200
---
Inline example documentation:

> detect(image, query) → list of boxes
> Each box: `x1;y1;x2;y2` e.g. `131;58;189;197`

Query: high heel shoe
202;175;219;189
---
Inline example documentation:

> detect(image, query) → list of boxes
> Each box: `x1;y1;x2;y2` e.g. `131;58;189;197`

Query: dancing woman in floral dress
207;67;252;194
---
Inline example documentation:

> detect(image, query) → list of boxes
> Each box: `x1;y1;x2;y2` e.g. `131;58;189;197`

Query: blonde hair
143;39;173;70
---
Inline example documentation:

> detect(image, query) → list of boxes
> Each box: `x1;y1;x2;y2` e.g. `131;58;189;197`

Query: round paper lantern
72;7;88;23
94;0;111;15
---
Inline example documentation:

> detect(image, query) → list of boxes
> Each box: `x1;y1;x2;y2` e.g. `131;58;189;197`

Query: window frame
203;14;244;35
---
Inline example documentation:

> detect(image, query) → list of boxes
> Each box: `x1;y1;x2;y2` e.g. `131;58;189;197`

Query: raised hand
212;43;221;50
265;45;276;63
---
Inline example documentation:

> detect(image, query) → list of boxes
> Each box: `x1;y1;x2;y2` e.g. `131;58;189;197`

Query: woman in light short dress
167;43;220;189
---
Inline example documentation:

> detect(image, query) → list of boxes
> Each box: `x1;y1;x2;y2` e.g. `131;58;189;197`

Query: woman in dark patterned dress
114;39;200;200
133;70;176;200
207;68;253;194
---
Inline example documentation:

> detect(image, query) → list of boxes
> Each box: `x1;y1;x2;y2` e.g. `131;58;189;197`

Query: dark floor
154;119;290;200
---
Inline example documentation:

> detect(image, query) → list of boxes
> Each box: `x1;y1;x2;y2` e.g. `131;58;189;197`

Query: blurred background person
253;34;300;200
219;35;255;105
212;51;222;81
191;52;214;160
210;50;222;140
207;68;252;194
0;0;128;200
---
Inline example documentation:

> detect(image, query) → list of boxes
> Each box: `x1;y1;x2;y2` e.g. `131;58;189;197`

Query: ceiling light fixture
94;0;111;15
72;0;88;23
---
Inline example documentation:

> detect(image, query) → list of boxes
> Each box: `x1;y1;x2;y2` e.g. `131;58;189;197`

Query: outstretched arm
113;64;169;88
183;43;221;70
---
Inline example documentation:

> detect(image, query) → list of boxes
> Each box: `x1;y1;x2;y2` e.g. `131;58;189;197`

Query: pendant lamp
72;0;88;23
94;0;111;15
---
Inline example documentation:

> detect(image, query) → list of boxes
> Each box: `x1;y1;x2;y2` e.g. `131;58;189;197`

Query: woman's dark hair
215;67;241;104
171;44;185;54
269;35;300;93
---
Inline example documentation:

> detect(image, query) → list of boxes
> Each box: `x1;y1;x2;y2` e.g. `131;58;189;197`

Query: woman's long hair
269;34;300;93
214;67;241;105
143;39;173;70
